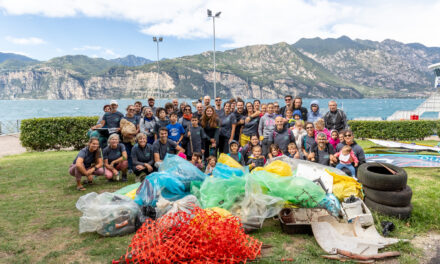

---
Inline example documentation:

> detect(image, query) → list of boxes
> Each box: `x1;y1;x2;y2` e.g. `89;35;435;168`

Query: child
284;109;295;128
292;120;306;153
268;144;283;159
329;130;340;150
286;142;300;159
240;134;261;164
186;115;206;158
334;145;359;178
228;140;245;165
166;112;185;145
205;155;216;175
293;110;302;121
247;145;266;170
154;108;170;139
190;152;204;171
314;119;331;142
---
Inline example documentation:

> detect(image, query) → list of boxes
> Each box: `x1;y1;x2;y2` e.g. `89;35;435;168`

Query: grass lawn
0;140;439;263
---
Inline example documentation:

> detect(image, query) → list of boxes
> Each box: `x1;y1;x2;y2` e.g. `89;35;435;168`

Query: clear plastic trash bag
76;192;140;236
155;195;200;218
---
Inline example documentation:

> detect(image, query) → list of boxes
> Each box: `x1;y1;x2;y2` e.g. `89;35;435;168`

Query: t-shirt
311;143;335;166
234;111;246;140
187;126;206;156
103;111;124;128
123;115;140;126
103;143;126;163
153;139;178;160
166;122;185;142
220;113;237;138
242;115;260;136
154;119;170;134
73;147;101;168
215;108;225;119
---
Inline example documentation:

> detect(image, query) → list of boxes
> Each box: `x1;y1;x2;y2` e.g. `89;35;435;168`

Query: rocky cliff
0;37;438;99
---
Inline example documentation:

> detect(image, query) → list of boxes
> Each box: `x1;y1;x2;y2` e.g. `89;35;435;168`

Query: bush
348;120;440;140
20;116;99;151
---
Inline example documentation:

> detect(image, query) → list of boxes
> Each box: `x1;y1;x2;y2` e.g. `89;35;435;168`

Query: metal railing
0;120;21;135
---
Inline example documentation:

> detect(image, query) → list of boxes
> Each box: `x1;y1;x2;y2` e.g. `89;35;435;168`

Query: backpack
273;128;293;141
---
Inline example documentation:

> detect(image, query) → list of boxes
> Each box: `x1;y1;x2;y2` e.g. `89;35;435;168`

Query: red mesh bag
113;207;262;263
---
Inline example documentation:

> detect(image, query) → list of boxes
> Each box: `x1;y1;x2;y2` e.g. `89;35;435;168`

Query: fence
0;120;21;135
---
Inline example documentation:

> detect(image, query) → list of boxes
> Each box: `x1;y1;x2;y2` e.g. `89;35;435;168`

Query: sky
0;0;439;61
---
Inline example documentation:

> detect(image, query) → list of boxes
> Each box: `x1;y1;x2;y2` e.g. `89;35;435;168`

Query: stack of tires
358;162;413;219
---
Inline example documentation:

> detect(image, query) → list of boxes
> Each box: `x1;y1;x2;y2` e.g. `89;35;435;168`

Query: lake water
0;98;433;133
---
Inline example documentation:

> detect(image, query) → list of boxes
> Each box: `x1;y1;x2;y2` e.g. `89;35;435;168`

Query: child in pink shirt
334;145;359;179
314;119;331;142
329;130;340;150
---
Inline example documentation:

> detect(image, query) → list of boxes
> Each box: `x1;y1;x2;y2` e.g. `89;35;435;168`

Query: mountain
0;37;438;99
0;52;37;63
111;55;153;67
293;36;439;96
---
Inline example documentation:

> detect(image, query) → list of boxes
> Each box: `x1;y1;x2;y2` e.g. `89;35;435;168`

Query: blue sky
0;0;439;61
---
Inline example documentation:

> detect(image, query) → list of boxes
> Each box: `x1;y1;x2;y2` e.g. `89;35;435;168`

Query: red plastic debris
114;207;262;263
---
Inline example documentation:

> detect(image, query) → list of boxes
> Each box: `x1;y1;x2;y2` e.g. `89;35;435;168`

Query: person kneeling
131;133;154;182
69;137;105;191
103;134;128;182
153;127;185;169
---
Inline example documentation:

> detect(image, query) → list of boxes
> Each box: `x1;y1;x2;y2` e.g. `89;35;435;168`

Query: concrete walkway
0;133;26;158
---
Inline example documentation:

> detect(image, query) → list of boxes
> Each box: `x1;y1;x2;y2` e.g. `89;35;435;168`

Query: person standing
200;106;220;159
147;97;157;115
193;103;204;121
279;95;293;117
203;95;211;108
233;99;246;141
323;100;348;132
214;96;224;118
258;103;277;156
218;102;236;154
240;102;260;147
307;100;323;124
139;107;157;144
291;96;308;121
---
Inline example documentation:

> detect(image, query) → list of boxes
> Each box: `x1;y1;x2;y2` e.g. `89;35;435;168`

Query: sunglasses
344;134;353;137
215;99;221;102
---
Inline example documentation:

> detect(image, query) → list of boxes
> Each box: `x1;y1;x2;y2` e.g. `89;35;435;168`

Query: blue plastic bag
212;163;247;178
134;154;206;206
317;193;341;217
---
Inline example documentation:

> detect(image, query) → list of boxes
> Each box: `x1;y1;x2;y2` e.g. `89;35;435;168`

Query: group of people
69;95;365;191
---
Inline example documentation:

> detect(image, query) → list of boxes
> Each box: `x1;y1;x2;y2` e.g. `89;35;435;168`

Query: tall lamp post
153;36;163;98
207;9;221;98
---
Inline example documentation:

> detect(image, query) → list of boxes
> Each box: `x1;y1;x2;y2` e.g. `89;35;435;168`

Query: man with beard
193;103;204;121
291;96;308;121
147;97;157;115
233;99;246;141
214;96;224;118
308;132;336;166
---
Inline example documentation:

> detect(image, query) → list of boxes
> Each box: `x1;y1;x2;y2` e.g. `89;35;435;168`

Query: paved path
0;134;26;158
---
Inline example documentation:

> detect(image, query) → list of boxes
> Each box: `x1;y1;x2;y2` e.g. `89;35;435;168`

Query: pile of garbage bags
77;154;364;235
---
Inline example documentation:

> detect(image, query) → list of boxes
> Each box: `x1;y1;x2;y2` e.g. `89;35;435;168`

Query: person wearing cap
227;140;245;165
307;100;323;124
148;97;157;115
92;100;124;146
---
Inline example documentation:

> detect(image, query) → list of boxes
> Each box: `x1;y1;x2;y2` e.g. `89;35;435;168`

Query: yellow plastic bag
325;169;364;201
263;160;292;177
218;153;242;168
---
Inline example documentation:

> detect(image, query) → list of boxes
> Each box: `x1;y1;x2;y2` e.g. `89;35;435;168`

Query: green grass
0;142;439;263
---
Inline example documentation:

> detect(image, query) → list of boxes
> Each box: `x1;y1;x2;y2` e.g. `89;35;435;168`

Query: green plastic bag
250;171;326;208
199;175;246;210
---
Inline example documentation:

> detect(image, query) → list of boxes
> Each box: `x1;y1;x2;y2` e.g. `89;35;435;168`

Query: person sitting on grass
334;145;359;179
268;144;283;159
131;133;154;182
69;137;105;191
167;112;185;146
228;140;245;165
286;142;300;159
153;127;185;169
205;155;217;175
103;134;128;182
190;152;204;171
247;145;266;171
308;132;336;166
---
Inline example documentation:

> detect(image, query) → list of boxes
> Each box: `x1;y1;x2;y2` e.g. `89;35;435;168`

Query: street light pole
153;37;163;98
207;9;221;99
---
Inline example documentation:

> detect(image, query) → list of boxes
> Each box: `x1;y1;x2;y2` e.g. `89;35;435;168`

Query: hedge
348;120;439;141
20;116;99;151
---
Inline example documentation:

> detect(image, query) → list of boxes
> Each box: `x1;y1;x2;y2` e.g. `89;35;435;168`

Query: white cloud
72;45;119;58
73;45;102;51
5;36;46;45
1;0;440;47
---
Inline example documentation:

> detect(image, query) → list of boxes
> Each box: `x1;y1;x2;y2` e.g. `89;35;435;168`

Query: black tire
364;197;412;219
358;162;407;191
363;185;412;207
